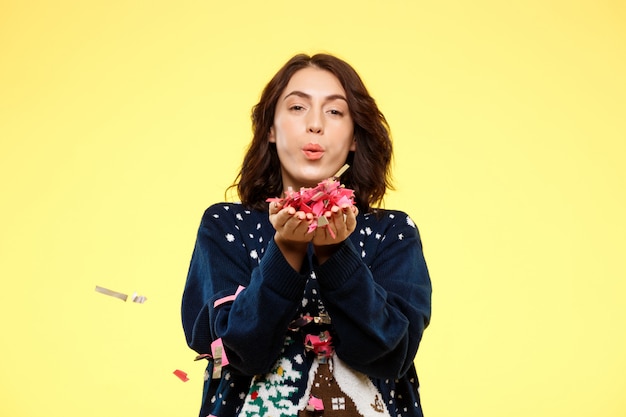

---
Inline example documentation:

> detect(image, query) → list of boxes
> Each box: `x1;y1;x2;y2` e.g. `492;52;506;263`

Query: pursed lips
302;143;324;160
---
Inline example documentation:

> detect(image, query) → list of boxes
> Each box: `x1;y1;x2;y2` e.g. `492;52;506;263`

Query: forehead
282;67;346;97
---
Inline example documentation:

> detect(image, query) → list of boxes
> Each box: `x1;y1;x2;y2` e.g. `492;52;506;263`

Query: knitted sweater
182;203;432;417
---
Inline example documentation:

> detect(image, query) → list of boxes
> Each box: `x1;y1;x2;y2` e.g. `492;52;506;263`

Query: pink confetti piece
95;285;128;302
213;285;246;308
304;331;334;358
306;396;324;411
173;369;189;382
194;353;213;361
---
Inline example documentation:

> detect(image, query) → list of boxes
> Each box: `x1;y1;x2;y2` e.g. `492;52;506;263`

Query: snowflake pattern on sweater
182;203;431;417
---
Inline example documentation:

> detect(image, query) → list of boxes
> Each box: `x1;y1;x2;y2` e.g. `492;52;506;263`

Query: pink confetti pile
267;178;355;238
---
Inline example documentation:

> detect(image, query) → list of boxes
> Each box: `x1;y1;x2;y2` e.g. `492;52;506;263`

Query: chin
291;165;341;188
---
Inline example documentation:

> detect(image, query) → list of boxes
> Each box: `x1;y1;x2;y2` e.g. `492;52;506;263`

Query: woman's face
269;66;355;191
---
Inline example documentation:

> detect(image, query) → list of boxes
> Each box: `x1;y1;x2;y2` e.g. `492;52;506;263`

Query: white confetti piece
131;292;147;304
95;285;128;302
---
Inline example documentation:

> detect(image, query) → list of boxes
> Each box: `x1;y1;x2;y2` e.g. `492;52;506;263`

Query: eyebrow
283;90;348;103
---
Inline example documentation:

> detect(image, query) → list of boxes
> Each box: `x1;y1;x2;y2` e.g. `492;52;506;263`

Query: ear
268;126;276;143
349;137;356;152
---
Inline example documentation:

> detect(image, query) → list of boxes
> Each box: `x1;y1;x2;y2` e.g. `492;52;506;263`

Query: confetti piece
288;313;332;330
173;369;189;382
306;396;324;411
95;285;128;302
304;331;334;359
316;215;329;227
333;163;350;178
131;292;147;303
211;338;229;378
213;285;246;308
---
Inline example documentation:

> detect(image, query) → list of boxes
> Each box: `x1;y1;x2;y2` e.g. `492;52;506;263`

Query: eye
289;105;305;112
328;109;344;116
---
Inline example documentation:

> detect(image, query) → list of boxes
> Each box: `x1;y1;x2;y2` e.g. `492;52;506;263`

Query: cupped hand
312;204;359;247
269;201;359;266
269;201;315;245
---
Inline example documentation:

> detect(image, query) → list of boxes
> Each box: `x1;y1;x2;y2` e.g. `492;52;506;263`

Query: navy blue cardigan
182;203;432;416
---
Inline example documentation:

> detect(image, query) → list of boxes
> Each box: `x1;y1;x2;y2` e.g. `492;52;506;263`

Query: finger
290;218;314;241
268;201;282;215
344;207;358;233
273;206;296;229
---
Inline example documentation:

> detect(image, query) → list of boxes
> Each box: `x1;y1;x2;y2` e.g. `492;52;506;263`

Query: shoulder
358;208;418;231
200;202;270;231
356;209;423;246
202;202;260;220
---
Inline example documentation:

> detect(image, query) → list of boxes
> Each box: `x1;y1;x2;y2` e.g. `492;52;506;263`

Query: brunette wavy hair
232;53;393;212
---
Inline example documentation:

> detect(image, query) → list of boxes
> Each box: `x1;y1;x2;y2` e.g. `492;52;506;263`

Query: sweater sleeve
313;211;432;379
181;204;308;375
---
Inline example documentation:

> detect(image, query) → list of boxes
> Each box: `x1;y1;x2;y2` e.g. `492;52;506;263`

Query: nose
307;109;323;134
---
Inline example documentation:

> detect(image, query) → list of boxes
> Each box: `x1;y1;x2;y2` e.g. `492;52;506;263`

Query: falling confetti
94;286;148;304
131;292;147;303
173;369;189;382
94;285;128;302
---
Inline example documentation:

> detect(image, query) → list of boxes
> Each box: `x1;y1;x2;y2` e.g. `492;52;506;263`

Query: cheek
273;126;297;155
340;124;355;150
349;138;356;152
273;118;297;142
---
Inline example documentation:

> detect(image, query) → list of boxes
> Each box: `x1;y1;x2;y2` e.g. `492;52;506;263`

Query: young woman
182;53;432;417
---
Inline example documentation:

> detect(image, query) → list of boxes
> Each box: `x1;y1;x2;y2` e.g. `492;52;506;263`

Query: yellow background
1;1;625;416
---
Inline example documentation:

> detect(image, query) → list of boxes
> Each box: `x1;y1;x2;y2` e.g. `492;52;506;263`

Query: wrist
274;234;309;252
313;242;343;265
274;234;308;271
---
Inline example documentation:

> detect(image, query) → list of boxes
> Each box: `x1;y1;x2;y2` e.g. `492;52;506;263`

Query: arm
313;212;432;379
181;205;308;375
